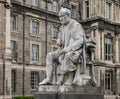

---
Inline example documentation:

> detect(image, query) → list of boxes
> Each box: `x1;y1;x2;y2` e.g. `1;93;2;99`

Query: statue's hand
57;39;63;46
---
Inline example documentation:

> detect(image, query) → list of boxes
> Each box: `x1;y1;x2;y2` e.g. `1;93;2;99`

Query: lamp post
22;0;26;96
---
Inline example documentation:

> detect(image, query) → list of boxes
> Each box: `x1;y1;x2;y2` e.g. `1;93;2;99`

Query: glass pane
105;37;112;60
32;0;38;6
11;16;16;30
105;3;110;19
32;44;39;61
32;21;39;35
30;72;38;89
85;1;89;18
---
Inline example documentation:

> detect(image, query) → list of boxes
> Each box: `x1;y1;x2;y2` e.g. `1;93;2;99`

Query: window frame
52;0;59;13
32;0;39;6
11;40;17;62
32;20;39;35
30;19;41;37
30;71;39;90
10;15;18;31
104;35;113;61
52;25;59;39
30;41;41;64
105;2;111;19
71;4;77;18
85;0;89;18
32;44;39;62
11;69;16;91
104;70;113;91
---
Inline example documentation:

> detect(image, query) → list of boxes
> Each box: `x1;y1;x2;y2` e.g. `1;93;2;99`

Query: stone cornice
11;0;59;17
80;16;120;26
80;16;120;34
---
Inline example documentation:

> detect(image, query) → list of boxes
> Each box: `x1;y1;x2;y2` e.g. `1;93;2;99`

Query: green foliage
13;96;34;99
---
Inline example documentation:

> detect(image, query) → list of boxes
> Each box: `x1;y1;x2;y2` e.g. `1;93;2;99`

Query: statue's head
58;7;71;25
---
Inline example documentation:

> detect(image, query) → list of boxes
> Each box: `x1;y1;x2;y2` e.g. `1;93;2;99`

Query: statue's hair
58;7;71;17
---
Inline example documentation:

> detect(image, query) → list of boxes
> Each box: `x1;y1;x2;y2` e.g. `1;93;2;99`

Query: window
30;71;39;90
32;21;39;35
11;69;16;91
53;26;59;39
62;0;69;4
105;37;112;61
53;47;57;51
85;0;89;18
11;40;17;61
18;0;23;2
32;44;39;61
105;2;111;19
105;70;113;91
32;0;38;6
53;1;58;13
71;5;76;17
10;15;17;30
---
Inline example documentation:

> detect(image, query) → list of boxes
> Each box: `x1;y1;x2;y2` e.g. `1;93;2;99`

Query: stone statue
39;7;96;86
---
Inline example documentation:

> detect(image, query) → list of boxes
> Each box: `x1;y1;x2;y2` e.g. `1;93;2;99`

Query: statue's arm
56;27;64;47
56;28;64;55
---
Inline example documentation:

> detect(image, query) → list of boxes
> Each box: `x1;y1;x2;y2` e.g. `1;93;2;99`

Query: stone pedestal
34;85;104;99
38;85;102;93
34;92;104;99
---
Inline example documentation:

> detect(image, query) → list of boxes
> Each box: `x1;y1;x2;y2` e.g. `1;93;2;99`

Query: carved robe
58;19;86;74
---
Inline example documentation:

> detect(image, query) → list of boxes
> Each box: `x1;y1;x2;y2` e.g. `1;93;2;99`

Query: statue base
38;85;101;93
34;85;103;99
34;92;103;99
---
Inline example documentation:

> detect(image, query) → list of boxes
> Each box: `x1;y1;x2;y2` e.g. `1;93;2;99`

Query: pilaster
98;26;104;60
4;0;12;96
95;28;101;60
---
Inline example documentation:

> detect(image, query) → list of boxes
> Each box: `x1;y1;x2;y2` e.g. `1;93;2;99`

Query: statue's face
59;14;70;25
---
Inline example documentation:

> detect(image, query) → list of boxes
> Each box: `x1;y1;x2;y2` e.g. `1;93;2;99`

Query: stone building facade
0;0;120;99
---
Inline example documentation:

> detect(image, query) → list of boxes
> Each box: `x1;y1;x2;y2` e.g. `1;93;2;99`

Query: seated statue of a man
40;7;86;85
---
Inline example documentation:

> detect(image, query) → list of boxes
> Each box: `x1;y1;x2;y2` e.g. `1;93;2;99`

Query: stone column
100;67;105;94
95;28;101;60
115;68;119;95
4;0;12;96
98;27;104;60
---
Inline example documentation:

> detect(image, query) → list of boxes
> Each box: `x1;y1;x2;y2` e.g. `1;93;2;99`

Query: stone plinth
38;85;102;93
34;85;103;99
34;92;104;99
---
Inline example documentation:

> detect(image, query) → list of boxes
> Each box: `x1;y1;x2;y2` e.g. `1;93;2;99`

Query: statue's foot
39;79;52;85
56;81;62;85
63;82;72;86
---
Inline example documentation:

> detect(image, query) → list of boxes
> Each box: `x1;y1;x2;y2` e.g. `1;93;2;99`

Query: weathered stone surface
34;92;104;99
38;85;102;93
